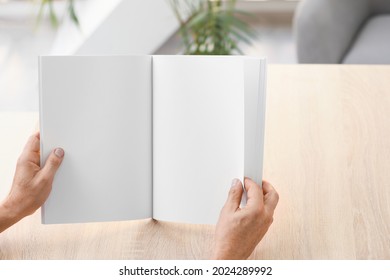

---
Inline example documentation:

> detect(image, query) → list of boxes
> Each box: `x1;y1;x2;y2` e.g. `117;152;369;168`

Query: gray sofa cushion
294;0;370;63
343;15;390;64
371;0;390;14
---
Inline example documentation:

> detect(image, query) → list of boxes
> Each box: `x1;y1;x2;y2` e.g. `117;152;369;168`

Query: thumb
39;148;65;181
223;178;243;212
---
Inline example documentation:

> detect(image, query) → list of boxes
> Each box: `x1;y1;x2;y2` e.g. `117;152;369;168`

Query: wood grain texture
0;65;389;259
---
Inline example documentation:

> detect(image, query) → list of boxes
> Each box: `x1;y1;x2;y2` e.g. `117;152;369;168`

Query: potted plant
169;0;254;55
36;0;254;56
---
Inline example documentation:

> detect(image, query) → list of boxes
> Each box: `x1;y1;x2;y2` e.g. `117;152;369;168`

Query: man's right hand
212;178;279;259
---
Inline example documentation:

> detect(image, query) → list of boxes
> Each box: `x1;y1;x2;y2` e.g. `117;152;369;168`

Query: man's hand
0;132;64;233
212;178;279;259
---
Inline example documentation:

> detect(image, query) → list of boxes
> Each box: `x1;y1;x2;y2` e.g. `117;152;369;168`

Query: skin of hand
212;178;279;259
0;132;64;233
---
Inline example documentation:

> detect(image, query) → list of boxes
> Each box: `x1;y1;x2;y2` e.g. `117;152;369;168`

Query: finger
223;178;244;212
39;148;65;182
18;133;41;166
24;132;40;153
262;181;279;212
244;178;264;210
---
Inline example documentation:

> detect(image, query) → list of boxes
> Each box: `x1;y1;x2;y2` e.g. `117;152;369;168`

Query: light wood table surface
1;65;389;259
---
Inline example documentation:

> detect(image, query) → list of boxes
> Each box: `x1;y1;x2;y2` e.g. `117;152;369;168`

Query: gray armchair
294;0;390;64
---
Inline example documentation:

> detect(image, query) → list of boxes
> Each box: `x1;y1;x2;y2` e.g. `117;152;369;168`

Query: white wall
51;0;179;55
237;0;299;13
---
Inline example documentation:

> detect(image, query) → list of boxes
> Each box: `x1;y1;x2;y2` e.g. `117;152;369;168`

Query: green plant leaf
48;0;58;27
186;11;209;28
36;0;80;29
68;0;80;27
230;27;253;45
35;0;47;30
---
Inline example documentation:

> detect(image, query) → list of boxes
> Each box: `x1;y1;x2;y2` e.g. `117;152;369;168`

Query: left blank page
40;56;152;224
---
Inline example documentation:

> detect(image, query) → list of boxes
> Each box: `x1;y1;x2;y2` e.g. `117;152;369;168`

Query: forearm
0;200;21;233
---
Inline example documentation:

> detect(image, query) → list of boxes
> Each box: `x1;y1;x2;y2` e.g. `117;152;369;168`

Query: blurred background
1;0;389;111
0;0;298;111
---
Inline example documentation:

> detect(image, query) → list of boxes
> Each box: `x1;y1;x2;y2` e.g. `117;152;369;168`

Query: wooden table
1;65;389;259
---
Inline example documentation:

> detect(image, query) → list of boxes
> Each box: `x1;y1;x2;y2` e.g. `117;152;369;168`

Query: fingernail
54;148;64;158
231;178;239;188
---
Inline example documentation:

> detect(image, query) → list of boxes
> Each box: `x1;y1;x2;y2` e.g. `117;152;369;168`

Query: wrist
211;252;228;260
0;198;24;233
0;205;16;234
0;198;22;224
211;251;236;260
211;242;250;260
211;245;235;260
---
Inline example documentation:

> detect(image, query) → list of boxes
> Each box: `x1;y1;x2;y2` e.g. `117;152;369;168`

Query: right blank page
152;56;244;224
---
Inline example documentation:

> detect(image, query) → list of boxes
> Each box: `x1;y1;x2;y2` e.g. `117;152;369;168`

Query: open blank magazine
39;55;266;224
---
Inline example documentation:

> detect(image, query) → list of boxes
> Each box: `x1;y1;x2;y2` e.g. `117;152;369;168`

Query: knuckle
254;208;263;219
28;134;36;142
252;206;264;219
48;155;60;167
228;186;239;197
39;174;51;184
238;214;250;225
247;209;260;222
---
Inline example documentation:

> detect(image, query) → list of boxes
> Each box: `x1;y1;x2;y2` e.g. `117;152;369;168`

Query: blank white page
40;55;152;224
152;56;244;224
